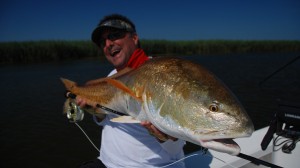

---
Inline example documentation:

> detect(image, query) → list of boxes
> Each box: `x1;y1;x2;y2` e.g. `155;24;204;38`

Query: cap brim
92;19;136;46
91;26;103;46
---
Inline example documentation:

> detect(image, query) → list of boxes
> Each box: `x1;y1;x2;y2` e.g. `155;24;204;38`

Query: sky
1;0;300;42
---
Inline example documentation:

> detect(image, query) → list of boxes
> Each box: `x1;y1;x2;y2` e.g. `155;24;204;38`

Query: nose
104;38;114;47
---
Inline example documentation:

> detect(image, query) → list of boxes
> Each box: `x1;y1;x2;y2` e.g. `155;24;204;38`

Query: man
78;14;186;168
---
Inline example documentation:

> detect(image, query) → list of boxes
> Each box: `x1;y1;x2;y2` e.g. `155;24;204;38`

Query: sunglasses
100;31;127;47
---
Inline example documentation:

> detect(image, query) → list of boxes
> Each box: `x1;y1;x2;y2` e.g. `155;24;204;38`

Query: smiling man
78;14;186;168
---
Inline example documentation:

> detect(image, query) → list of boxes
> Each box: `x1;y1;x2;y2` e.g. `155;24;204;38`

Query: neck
117;48;149;71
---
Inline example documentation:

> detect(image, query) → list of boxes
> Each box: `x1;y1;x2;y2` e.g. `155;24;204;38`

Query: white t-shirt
93;69;186;168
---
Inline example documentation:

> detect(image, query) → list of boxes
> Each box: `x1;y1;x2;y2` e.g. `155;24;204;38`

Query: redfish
61;57;254;155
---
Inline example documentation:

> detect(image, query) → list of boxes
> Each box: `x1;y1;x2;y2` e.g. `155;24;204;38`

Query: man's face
101;29;139;70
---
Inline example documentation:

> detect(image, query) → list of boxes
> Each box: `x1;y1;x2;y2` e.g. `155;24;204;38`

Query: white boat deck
185;126;300;168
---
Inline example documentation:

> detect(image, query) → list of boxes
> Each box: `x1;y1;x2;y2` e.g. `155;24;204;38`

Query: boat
185;126;299;168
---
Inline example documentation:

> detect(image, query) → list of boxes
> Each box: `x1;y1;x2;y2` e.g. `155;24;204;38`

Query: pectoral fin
105;78;142;102
110;116;140;123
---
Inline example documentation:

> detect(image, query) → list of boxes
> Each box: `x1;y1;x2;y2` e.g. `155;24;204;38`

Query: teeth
111;49;120;57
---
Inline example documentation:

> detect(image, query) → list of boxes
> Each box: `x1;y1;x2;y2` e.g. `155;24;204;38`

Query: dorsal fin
85;67;133;86
104;78;142;102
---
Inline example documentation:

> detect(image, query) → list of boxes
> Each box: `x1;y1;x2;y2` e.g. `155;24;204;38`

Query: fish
61;57;254;156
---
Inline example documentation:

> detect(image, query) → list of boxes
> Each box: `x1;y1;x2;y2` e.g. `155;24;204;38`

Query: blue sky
1;0;299;42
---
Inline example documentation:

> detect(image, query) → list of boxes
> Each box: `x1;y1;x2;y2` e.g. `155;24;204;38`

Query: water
1;53;299;168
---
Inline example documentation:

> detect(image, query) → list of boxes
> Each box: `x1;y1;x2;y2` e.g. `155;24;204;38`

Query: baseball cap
91;14;136;46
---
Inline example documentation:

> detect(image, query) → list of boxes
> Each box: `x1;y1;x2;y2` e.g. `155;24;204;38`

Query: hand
75;96;106;121
75;96;88;108
141;121;177;142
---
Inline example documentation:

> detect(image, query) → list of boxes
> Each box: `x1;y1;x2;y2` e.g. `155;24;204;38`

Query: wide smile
110;49;121;57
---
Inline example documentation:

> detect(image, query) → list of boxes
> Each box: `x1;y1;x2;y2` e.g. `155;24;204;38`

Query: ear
132;33;139;46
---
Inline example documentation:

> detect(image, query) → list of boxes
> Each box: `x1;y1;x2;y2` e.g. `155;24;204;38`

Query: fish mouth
196;128;253;155
199;138;240;156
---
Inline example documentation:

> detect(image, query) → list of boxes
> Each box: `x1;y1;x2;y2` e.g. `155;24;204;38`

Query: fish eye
209;104;219;112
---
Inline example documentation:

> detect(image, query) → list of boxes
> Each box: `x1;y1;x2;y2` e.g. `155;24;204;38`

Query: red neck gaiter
117;48;149;71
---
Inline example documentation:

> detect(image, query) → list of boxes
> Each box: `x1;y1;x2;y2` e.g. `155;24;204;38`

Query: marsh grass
1;40;300;64
0;41;100;64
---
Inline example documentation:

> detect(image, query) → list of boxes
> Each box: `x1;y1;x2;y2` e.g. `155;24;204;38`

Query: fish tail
60;78;77;91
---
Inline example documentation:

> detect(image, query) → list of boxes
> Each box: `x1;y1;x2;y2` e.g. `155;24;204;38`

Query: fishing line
72;114;236;168
74;120;237;168
74;119;235;168
158;150;237;168
74;122;100;152
158;154;199;168
74;119;237;168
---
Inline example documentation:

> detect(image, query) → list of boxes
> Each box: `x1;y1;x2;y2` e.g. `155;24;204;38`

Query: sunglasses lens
110;32;127;40
100;31;126;47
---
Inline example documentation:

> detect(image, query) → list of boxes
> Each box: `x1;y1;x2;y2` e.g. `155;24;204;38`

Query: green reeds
0;40;101;64
141;40;300;56
1;40;300;64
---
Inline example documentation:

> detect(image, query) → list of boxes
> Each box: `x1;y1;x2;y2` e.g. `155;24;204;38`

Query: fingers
75;96;89;108
76;97;93;108
141;121;177;142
